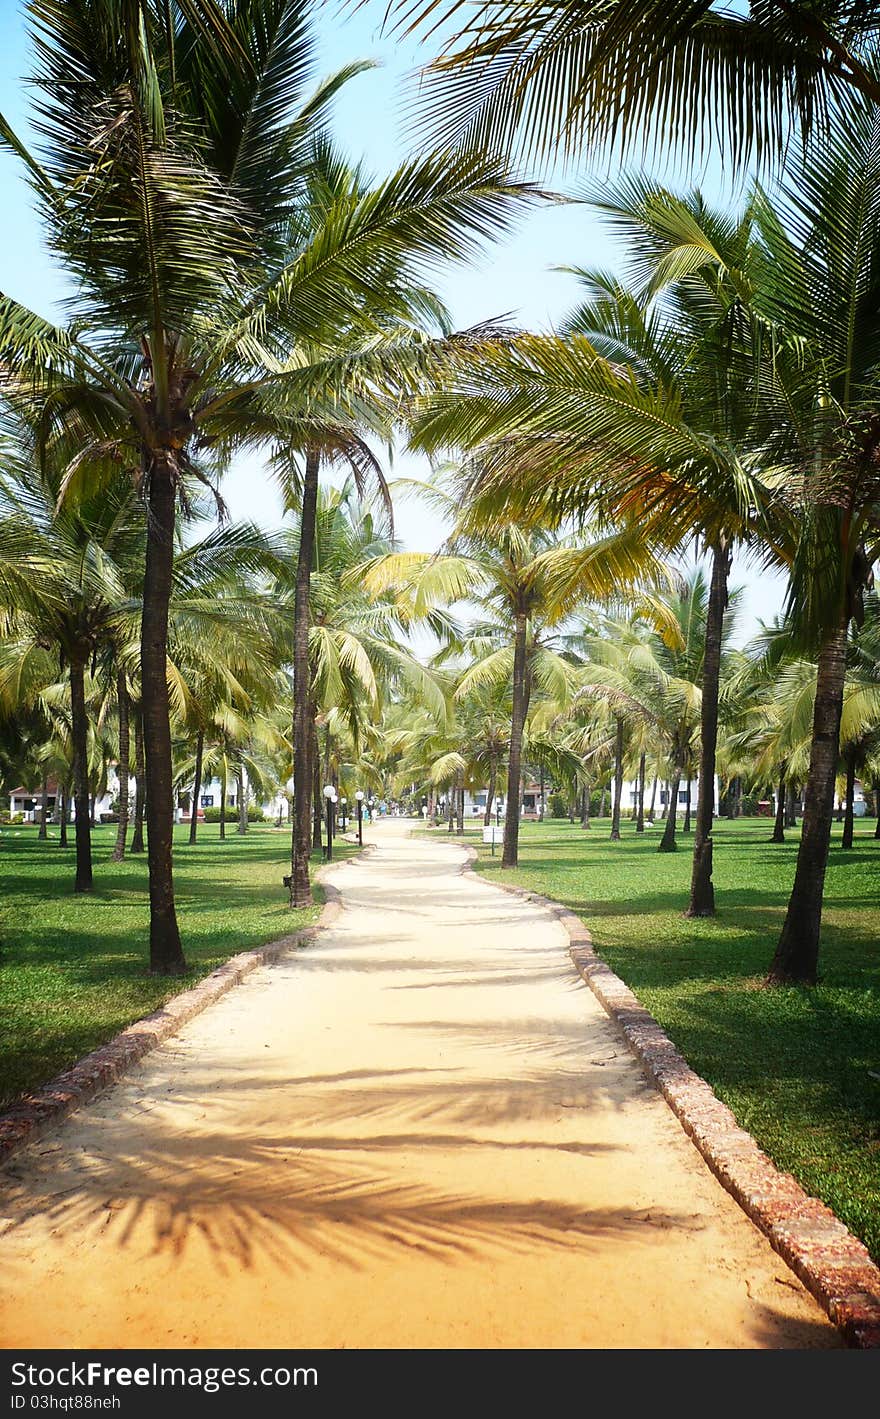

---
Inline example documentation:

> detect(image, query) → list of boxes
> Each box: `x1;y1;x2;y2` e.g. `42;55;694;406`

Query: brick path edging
0;843;375;1168
460;841;880;1349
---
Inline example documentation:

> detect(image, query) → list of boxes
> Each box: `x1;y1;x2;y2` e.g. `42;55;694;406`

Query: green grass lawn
471;815;880;1262
0;822;356;1108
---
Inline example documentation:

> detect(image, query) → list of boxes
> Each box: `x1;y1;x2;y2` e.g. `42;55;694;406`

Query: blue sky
0;0;787;634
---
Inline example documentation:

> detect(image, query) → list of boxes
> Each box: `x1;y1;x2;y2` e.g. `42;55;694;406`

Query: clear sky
0;0;788;636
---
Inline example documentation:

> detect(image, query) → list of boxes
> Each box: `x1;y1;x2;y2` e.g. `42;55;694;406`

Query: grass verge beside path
468;817;880;1263
0;823;357;1108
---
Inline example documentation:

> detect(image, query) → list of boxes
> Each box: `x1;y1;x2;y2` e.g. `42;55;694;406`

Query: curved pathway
0;820;838;1348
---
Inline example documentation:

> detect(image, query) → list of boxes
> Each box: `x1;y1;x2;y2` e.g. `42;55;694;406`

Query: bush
548;792;568;819
740;795;759;816
201;804;268;823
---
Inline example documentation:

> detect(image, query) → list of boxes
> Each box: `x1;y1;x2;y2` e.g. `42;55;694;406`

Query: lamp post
323;784;337;861
340;796;347;832
355;789;364;846
368;797;375;824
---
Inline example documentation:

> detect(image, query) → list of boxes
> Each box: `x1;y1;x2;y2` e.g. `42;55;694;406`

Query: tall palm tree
410;192;774;906
755;105;880;984
0;444;141;892
363;477;663;864
0;0;537;969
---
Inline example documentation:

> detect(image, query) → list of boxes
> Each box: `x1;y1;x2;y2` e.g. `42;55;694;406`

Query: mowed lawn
474;816;880;1262
0;823;353;1109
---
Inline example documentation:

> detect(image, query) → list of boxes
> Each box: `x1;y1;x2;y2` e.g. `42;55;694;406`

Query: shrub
548;792;568;818
201;804;268;823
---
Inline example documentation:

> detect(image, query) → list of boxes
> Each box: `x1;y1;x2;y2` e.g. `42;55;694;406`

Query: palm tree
363;475;662;864
270;480;448;867
754;106;880;984
410;193;774;907
0;444;141;893
0;0;537;969
390;0;880;169
573;591;710;852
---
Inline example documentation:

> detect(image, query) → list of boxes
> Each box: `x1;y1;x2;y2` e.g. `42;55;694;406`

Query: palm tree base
763;966;817;987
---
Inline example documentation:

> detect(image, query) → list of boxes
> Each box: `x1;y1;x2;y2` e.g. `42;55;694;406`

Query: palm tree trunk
874;778;880;839
600;785;608;817
502;610;529;868
237;763;248;835
447;789;455;833
636;753;646;833
610;715;624;841
455;772;464;835
59;784;68;848
771;767;786;844
581;781;591;829
220;759;227;841
687;540;728;914
841;745;856;849
131;710;145;854
141;459;185;974
648;774;658;822
69;653;92;893
112;671;130;862
767;619;848;985
37;775;48;841
290;448;320;907
659;768;681;852
683;777;692;833
539;765;545;822
785;783;798;828
189;729;204;845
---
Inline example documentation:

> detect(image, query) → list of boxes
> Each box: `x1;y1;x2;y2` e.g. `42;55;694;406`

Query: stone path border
0;845;375;1167
463;843;880;1350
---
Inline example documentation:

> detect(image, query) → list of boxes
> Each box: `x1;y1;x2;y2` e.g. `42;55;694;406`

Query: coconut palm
749;105;880;983
389;0;880;169
0;444;141;891
0;0;537;968
410;192;775;904
362;474;664;864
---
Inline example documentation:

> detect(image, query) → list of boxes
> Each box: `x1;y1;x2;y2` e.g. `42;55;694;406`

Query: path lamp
355;790;364;846
491;796;501;856
368;797;375;824
282;776;295;829
340;796;347;831
323;784;337;861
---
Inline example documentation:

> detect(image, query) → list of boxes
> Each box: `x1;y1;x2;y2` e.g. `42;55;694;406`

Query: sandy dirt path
1;819;838;1349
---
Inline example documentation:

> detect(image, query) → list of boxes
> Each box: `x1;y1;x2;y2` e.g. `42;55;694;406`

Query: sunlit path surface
0;819;838;1348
